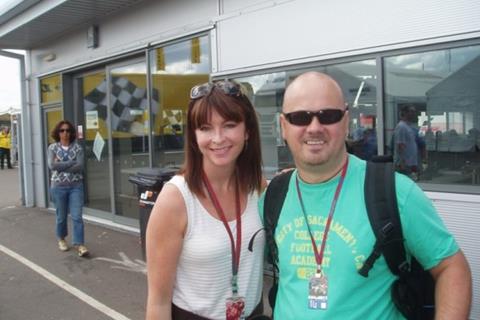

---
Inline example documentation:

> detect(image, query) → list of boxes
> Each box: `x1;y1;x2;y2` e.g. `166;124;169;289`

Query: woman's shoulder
157;181;185;205
154;177;189;218
47;142;59;150
149;179;188;238
167;174;187;189
71;141;82;149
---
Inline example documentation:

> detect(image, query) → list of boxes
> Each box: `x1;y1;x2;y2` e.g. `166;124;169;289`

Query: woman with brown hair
146;80;266;320
47;120;88;257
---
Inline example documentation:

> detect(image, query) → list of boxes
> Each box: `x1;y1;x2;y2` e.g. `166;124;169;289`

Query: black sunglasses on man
283;108;348;126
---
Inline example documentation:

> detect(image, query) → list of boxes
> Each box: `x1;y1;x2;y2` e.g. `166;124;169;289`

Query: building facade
0;0;479;317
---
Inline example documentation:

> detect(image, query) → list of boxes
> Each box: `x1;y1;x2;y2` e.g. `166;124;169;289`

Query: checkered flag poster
162;109;183;135
83;76;159;134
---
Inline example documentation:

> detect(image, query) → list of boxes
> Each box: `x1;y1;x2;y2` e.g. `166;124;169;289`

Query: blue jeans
51;184;85;245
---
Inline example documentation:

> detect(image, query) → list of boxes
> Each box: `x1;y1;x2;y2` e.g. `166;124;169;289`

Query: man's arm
429;250;472;320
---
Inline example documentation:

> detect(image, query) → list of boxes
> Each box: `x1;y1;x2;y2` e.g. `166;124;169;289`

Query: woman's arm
63;145;84;173
47;145;74;172
47;146;55;171
145;183;187;320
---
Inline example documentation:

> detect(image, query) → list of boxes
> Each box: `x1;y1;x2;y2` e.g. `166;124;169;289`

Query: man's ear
280;113;287;141
343;109;350;136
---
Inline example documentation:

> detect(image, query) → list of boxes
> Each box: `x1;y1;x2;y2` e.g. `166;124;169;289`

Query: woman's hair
180;81;263;196
51;120;77;143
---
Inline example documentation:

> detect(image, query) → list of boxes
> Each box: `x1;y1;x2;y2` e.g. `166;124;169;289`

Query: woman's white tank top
168;175;265;319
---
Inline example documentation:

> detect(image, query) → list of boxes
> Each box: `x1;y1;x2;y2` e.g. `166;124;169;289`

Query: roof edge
0;0;41;26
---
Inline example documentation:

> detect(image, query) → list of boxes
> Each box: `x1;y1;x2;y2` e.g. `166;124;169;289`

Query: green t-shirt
259;155;458;320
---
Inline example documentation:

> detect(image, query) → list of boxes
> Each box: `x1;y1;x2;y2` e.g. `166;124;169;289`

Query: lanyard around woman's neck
202;171;242;295
295;157;349;274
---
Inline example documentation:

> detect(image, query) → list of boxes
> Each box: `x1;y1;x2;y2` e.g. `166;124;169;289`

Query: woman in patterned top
47;120;88;257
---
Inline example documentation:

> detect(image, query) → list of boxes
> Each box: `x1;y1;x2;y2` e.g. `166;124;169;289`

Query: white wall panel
431;197;480;319
217;0;480;73
222;0;268;14
31;0;217;76
28;77;46;207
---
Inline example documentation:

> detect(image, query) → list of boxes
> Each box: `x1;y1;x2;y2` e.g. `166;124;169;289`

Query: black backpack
263;161;435;320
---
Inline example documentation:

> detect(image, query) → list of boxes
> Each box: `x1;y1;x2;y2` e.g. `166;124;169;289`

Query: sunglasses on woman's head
283;108;347;126
190;80;241;100
59;128;71;133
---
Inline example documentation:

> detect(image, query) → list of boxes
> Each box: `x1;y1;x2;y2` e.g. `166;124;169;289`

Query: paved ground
0;167;147;320
0;167;273;319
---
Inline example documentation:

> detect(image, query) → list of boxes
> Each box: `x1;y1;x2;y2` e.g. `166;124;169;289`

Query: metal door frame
42;105;63;209
106;56;149;226
71;68;116;222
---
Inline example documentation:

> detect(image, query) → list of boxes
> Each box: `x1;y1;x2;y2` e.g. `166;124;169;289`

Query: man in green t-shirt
260;71;472;319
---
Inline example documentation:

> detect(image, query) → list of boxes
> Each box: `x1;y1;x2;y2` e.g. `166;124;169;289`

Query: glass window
40;74;62;104
109;61;149;218
384;45;480;188
324;60;378;161
234;59;378;179
235;72;287;179
75;71;112;213
149;35;210;168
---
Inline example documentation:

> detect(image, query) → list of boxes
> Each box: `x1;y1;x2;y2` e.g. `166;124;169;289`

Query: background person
0;126;13;169
47;120;88;257
393;104;422;178
146;80;266;320
261;72;471;319
347;127;377;161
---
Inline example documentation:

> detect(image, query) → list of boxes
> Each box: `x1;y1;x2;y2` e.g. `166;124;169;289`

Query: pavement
0;167;147;320
0;167;273;320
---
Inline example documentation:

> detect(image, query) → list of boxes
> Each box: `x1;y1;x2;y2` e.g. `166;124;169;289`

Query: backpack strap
264;170;294;265
359;161;409;277
264;170;293;309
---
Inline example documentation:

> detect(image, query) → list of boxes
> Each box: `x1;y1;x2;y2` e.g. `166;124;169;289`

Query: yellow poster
40;74;62;104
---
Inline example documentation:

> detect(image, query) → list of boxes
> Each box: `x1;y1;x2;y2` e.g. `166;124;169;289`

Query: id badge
226;295;245;320
308;272;328;310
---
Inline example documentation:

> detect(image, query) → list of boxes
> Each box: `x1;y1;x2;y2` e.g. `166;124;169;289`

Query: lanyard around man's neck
295;157;349;274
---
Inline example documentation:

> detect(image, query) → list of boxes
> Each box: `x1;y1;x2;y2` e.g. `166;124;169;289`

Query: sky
0;52;22;113
0;1;23;112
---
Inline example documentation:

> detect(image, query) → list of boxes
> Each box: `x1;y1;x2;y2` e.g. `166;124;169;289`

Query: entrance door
75;71;113;214
108;59;149;220
43;106;63;208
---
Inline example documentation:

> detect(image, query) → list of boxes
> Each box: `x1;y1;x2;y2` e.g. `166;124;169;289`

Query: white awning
0;0;147;49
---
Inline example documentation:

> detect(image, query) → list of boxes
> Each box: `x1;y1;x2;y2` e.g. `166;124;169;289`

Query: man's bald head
279;71;349;182
283;72;345;112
